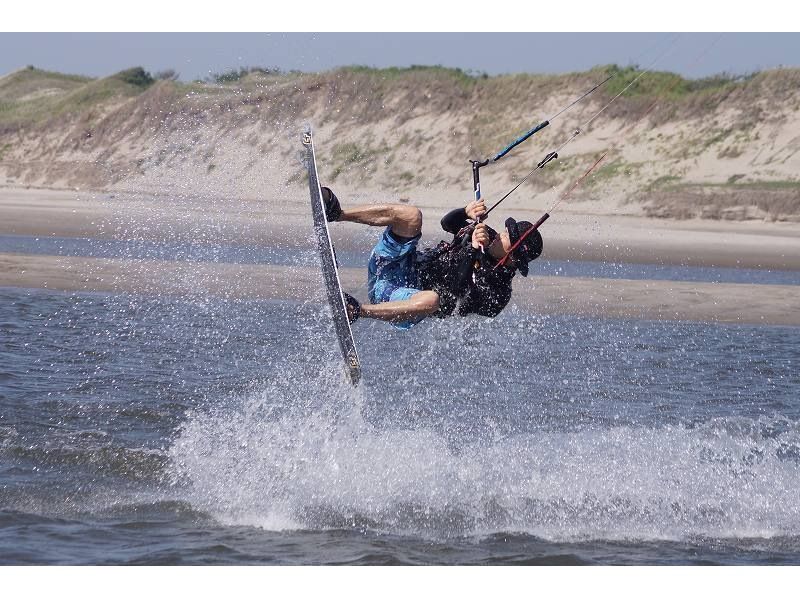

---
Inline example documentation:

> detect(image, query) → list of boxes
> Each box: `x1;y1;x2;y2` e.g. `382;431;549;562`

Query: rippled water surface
1;286;799;564
3;233;799;285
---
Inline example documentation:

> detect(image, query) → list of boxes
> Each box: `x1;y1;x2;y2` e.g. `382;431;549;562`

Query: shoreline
2;252;798;326
2;186;800;327
2;187;800;271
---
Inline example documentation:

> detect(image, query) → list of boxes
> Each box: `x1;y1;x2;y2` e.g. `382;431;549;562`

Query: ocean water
1;285;800;565
2;233;799;286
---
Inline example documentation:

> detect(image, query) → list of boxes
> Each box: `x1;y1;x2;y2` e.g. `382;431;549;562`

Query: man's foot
343;293;361;324
321;187;342;222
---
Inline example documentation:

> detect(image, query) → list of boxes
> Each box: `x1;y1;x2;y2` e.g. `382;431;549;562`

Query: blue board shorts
367;227;425;330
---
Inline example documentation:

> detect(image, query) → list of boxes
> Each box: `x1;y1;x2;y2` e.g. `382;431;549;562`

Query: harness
416;230;513;318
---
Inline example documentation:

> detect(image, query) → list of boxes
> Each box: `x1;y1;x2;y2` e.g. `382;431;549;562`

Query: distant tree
154;69;179;81
113;67;155;89
206;67;249;84
206;66;284;84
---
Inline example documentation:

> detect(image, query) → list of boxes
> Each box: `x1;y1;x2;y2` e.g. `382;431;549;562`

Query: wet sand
3;187;800;268
2;187;799;326
2;252;798;326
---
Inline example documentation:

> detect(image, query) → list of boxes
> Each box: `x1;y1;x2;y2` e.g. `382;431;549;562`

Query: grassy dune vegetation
1;64;799;221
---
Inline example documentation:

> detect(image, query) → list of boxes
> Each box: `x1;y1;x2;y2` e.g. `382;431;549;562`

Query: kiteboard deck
302;127;362;386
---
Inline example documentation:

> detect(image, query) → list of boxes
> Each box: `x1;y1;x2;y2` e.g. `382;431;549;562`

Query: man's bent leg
359;290;439;323
340;205;422;238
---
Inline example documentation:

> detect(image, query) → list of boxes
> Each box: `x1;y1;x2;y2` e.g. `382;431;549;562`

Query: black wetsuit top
416;208;517;318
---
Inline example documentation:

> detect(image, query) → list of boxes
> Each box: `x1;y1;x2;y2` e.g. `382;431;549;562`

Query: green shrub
113;67;154;89
206;66;283;84
155;69;179;81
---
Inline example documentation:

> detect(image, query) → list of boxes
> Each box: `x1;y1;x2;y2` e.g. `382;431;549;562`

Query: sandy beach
2;186;799;326
2;252;799;326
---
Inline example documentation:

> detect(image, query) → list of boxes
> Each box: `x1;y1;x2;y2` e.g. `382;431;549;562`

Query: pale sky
1;33;799;81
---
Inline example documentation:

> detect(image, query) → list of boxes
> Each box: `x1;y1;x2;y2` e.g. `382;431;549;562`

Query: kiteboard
302;127;362;386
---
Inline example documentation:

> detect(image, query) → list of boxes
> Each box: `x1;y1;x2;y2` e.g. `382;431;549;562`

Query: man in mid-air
322;187;543;329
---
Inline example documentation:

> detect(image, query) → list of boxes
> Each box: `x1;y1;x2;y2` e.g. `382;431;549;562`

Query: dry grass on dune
1;65;800;222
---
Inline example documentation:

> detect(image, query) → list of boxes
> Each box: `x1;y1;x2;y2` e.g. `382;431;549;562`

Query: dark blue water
0;233;366;270
2;233;799;285
2;286;799;564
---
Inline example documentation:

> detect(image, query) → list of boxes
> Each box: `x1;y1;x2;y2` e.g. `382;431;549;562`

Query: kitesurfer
321;187;542;328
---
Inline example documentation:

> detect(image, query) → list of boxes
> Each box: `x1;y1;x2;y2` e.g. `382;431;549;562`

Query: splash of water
168;360;800;542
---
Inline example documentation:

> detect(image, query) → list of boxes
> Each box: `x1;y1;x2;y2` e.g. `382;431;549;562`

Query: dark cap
505;217;543;277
